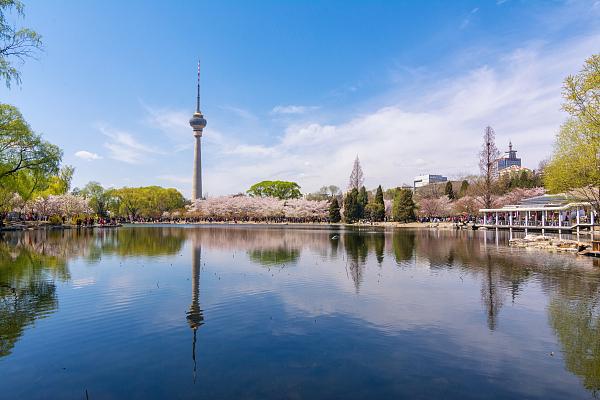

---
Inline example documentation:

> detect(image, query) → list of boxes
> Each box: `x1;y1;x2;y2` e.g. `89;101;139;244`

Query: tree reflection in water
343;232;369;292
248;247;300;267
548;283;600;395
1;226;600;396
0;238;64;357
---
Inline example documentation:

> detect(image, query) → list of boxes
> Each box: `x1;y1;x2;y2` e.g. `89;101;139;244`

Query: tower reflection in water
186;240;204;383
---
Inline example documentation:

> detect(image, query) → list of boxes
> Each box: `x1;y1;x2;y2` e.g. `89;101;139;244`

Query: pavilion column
559;212;562;227
509;212;513;226
542;210;546;227
525;211;529;226
495;212;498;225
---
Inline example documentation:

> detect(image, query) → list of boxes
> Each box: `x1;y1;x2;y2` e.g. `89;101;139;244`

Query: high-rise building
497;141;521;172
189;62;207;201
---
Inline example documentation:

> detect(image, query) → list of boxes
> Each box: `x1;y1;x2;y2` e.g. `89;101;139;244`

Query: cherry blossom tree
417;196;453;219
188;196;329;222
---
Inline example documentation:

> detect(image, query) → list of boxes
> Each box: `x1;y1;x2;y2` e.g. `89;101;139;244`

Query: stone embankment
509;234;591;255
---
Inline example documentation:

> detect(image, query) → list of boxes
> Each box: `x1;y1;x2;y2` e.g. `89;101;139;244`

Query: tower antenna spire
196;60;201;113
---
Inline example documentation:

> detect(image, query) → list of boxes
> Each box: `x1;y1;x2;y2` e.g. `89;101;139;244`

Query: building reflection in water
186;239;204;383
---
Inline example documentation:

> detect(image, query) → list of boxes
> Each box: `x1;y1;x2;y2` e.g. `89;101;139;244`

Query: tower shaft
189;61;207;201
192;136;202;200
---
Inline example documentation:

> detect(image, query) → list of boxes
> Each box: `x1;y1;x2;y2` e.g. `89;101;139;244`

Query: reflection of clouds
3;225;599;395
71;277;96;289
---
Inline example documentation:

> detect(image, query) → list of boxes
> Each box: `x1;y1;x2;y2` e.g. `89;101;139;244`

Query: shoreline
123;220;458;230
1;220;458;231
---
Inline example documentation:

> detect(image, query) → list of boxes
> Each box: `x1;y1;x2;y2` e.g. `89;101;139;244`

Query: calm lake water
1;225;599;399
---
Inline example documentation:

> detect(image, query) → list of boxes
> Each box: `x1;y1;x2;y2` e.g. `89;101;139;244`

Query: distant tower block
189;61;207;200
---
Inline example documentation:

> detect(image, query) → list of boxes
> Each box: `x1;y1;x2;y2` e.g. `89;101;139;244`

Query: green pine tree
371;185;385;221
444;181;455;200
357;186;368;219
343;188;360;223
392;188;416;222
329;197;341;223
458;180;469;198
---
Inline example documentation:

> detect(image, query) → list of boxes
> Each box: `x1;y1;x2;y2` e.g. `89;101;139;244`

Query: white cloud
100;125;164;164
74;150;102;161
220;105;257;120
199;32;599;196
271;105;318;115
157;174;192;184
87;29;598;200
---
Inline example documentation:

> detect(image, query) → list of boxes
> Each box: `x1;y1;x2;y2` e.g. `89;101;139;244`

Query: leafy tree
36;165;74;196
0;104;62;200
343;188;360;223
327;185;340;197
458;180;469;198
562;53;599;132
348;155;364;190
545;54;600;214
444;181;455;200
0;1;43;88
247;180;301;200
80;181;110;217
328;197;341;223
107;186;186;220
545;119;599;213
384;187;398;200
392;188;416;222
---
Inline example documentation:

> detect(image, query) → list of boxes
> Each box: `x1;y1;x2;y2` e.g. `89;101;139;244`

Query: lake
0;225;599;399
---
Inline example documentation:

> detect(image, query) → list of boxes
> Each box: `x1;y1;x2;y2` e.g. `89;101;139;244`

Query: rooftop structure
497;141;521;172
413;174;447;190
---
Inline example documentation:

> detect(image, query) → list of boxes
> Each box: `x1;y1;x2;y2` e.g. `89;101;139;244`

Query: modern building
189;62;207;201
413;174;448;190
497;141;521;172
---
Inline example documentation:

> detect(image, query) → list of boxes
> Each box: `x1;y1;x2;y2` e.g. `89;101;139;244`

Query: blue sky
3;0;600;197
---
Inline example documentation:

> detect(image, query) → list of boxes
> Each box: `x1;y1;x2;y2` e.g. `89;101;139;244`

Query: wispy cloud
157;174;192;184
74;150;102;161
220;105;257;120
460;7;480;29
198;31;599;196
271;105;319;115
99;125;164;164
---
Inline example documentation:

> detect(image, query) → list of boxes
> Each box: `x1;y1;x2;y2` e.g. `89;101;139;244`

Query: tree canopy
0;104;62;203
392;188;416;222
545;53;600;213
246;180;302;200
79;181;111;217
0;0;43;88
107;186;186;220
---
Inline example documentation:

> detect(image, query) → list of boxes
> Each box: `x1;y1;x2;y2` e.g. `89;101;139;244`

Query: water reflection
0;237;65;357
186;238;204;383
248;247;300;267
0;226;599;398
